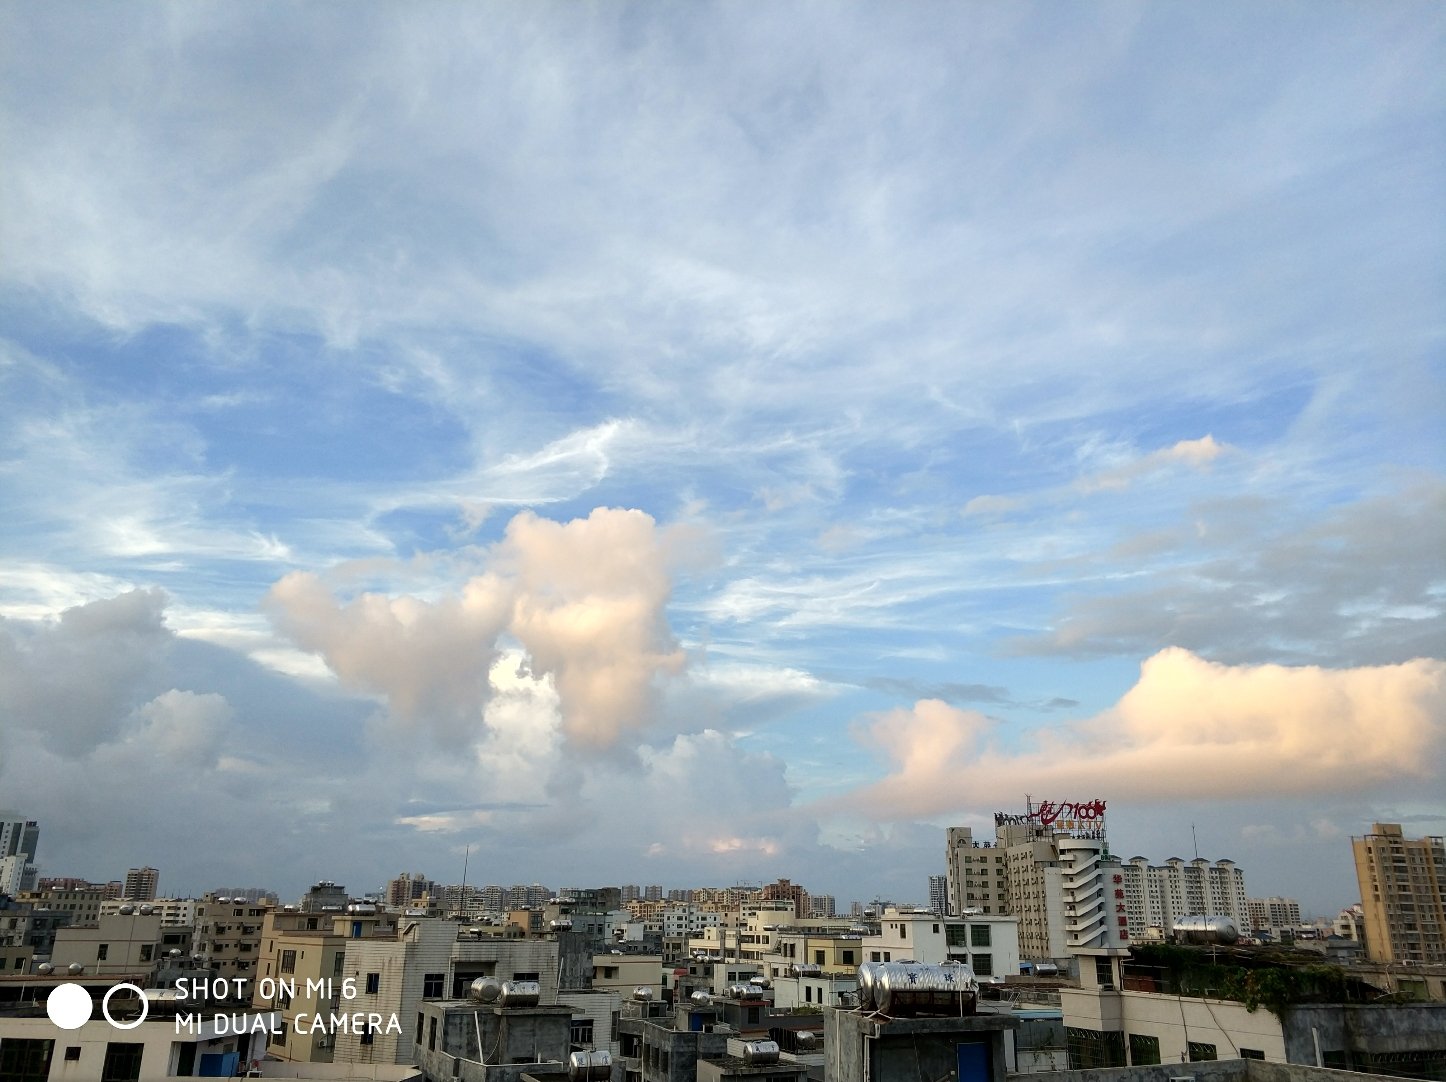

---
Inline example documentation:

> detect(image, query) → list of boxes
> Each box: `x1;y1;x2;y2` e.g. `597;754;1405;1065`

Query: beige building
15;885;105;927
195;893;271;994
49;910;184;979
251;906;354;1063
1353;822;1446;964
947;826;1009;916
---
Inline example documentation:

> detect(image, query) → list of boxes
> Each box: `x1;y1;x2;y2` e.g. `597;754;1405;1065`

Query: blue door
956;1041;989;1082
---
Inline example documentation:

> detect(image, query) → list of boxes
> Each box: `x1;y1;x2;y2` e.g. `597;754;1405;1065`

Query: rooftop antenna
1192;823;1200;860
460;844;470;918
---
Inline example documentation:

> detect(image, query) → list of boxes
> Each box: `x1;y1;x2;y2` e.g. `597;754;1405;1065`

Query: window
416;1012;424;1045
571;1019;594;1045
513;971;540;982
973;953;993;977
842;950;854;964
360;1023;375;1046
1241;1049;1265;1060
0;1038;53;1082
970;925;991;948
139;944;153;962
813;950;825;965
280;949;296;975
97;943;109;960
428;1017;437;1051
65;1047;81;1062
101;1042;144;1082
365;972;380;994
1188;1042;1217;1062
1128;1034;1160;1066
1067;1028;1125;1070
422;973;444;998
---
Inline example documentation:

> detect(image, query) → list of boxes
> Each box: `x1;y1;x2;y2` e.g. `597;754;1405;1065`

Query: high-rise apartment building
993;800;1125;962
928;875;948;915
123;866;160;901
1246;896;1302;932
385;871;433;908
946;825;1008;916
1353;822;1446;965
0;813;39;896
759;878;808;919
1117;856;1247;939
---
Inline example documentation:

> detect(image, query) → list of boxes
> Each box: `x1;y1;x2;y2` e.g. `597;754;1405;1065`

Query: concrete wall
1282;1003;1446;1065
1006;1060;1407;1082
825;1009;1017;1082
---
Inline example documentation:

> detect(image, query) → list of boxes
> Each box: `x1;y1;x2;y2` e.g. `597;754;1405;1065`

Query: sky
1;2;1443;918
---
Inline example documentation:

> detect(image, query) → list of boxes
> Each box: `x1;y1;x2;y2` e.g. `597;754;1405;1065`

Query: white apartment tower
1119;856;1248;939
993;799;1122;963
0;812;39;896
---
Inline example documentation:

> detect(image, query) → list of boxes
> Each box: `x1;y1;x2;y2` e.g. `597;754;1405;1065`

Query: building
928;875;948;916
993;799;1123;964
122;866;160;902
16;885;105;928
251;905;357;1063
48;910;189;980
758;879;807;920
99;897;199;927
0;814;39;896
329;918;571;1066
947;826;1008;916
386;872;434;909
300;880;350;912
863;907;1020;979
825;988;1017;1082
1118;855;1249;940
195;893;270;995
1353;822;1446;965
806;894;835;919
1060;940;1446;1077
0;976;286;1080
1246;896;1302;932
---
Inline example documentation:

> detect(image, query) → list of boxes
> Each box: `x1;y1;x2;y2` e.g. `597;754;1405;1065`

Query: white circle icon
46;983;92;1030
102;984;148;1030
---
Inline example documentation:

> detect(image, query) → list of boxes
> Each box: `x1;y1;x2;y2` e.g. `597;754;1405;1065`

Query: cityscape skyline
1;5;1443;916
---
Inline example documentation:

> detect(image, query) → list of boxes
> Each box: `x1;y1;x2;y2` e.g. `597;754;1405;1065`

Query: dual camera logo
46;982;149;1031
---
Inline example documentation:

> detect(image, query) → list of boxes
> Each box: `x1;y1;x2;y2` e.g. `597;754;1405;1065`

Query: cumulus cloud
0;589;172;756
96;689;231;771
265;507;686;750
264;569;512;744
837;648;1445;818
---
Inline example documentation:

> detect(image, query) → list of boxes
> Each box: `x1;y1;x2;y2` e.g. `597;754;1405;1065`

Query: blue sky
1;2;1442;915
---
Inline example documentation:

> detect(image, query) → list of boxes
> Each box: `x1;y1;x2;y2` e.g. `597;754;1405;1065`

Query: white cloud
838;648;1445;818
265;507;686;750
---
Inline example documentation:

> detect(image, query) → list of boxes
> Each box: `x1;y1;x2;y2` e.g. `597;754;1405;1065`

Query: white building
1119;856;1248;939
99;898;200;927
0;812;39;895
1246;896;1302;933
330;918;563;1066
863;906;1020;979
994;806;1120;964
